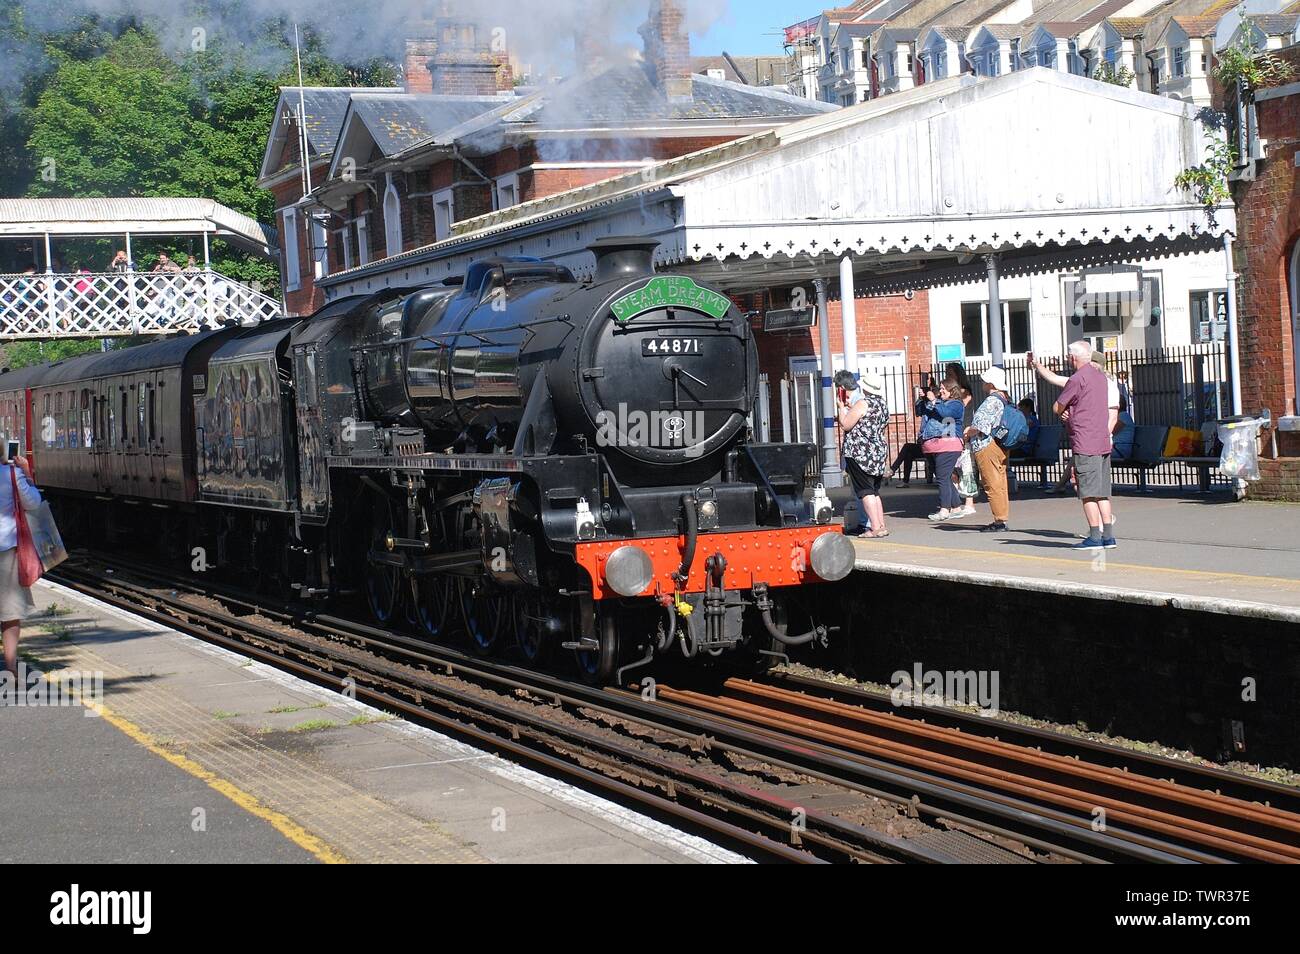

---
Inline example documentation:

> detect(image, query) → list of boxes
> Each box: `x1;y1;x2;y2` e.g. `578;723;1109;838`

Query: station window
961;299;1032;356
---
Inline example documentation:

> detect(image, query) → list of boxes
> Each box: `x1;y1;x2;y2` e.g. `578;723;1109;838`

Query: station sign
764;307;816;332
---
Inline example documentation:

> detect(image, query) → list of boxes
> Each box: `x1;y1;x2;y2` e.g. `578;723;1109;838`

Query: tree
3;338;112;371
18;25;396;286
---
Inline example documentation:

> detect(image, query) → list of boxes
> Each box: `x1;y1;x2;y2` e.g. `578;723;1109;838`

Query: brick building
314;69;1228;479
1229;38;1300;498
258;1;835;318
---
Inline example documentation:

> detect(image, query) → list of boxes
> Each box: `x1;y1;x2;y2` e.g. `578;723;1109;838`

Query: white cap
981;366;1008;391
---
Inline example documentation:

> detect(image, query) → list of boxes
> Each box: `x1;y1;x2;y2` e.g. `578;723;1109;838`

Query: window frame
383;177;403;256
960;298;1033;358
494;173;519;211
281;206;301;293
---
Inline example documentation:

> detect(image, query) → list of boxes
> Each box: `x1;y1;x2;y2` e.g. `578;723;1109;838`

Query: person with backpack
964;366;1020;533
1053;340;1117;550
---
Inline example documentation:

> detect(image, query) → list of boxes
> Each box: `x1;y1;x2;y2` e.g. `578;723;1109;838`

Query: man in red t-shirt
1054;340;1115;550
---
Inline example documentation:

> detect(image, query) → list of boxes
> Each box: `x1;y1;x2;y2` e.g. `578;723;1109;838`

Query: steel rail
53;553;1265;863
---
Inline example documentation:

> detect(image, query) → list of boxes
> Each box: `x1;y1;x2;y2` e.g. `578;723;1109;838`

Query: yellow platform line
56;677;348;864
861;540;1300;590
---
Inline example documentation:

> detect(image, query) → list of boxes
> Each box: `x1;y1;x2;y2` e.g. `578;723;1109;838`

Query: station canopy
0;197;278;259
319;68;1234;299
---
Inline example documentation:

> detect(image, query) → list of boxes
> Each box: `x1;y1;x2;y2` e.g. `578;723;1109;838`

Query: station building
259;0;1298;497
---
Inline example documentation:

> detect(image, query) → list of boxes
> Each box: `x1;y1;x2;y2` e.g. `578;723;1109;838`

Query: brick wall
747;288;932;438
1230;44;1300;501
821;572;1300;765
403;39;436;93
1252;457;1300;501
269;160;331;316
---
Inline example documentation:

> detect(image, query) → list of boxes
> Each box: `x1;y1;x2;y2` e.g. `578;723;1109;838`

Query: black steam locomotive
0;238;855;681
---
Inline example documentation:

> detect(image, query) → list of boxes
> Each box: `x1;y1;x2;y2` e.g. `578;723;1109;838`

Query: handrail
0;270;284;338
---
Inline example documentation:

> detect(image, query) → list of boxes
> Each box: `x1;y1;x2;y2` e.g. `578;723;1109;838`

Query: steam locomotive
0;238;855;682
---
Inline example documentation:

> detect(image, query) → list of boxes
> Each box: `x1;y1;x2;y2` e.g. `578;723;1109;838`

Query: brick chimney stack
404;38;436;93
404;2;513;96
640;0;692;103
574;26;605;70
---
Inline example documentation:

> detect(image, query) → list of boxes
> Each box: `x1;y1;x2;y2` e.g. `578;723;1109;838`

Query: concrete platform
0;581;747;865
842;483;1300;622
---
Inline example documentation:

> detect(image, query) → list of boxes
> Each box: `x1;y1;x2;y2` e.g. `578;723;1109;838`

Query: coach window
147;384;156;443
82;389;93;448
120;391;129;446
55;392;64;449
137;385;146;445
43;394;51;448
67;391;78;450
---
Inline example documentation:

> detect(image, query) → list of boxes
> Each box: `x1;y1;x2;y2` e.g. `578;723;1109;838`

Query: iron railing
773;344;1232;489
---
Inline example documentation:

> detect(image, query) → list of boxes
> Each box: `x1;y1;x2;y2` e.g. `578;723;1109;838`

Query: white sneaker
928;510;952;521
956;507;977;518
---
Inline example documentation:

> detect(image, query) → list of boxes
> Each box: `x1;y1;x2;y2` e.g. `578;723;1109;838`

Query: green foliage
1173;119;1236;228
1091;62;1135;87
3;338;112;371
2;16;397;289
1214;35;1296;92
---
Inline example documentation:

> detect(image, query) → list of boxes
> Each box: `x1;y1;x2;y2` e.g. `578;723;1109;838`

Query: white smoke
3;0;733;93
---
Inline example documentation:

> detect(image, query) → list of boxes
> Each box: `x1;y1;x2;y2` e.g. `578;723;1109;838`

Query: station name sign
764;307;815;332
610;277;731;322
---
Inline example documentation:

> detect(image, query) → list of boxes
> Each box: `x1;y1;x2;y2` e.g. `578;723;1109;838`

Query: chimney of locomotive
589;238;660;283
640;0;693;104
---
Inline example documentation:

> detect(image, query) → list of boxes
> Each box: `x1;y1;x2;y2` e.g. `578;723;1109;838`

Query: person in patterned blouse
964;366;1013;532
836;370;890;538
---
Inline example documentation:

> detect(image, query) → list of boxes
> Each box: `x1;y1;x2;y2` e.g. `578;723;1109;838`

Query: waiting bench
1166;422;1221;492
1113;422;1223;492
1009;424;1064;488
1111;424;1168;491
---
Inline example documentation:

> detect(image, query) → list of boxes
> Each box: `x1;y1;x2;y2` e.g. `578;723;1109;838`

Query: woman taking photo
836;370;890;538
1;450;41;675
918;379;966;521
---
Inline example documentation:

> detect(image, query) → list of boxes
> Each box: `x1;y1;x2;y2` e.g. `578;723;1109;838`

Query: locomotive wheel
461;583;507;656
363;496;403;626
411;573;456;640
515;596;551;665
409;502;458;639
574;604;619;684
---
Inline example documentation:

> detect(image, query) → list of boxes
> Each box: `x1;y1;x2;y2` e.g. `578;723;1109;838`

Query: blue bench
1009;424;1064;488
1111;424;1168;491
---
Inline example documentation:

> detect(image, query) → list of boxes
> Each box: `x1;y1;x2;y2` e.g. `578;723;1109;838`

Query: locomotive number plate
642;338;703;356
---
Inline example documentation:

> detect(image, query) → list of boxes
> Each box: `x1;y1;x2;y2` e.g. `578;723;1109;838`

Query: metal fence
772;343;1232;490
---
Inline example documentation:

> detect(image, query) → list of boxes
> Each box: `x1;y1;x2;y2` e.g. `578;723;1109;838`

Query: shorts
845;457;884;496
1074;453;1112;500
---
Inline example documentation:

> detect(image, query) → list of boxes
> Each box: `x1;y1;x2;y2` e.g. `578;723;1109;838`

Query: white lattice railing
0;270;285;339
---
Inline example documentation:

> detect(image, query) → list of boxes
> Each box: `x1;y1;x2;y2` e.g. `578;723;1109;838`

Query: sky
693;0;813;57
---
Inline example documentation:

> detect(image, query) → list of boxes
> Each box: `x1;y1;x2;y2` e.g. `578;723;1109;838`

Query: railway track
46;553;1300;864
